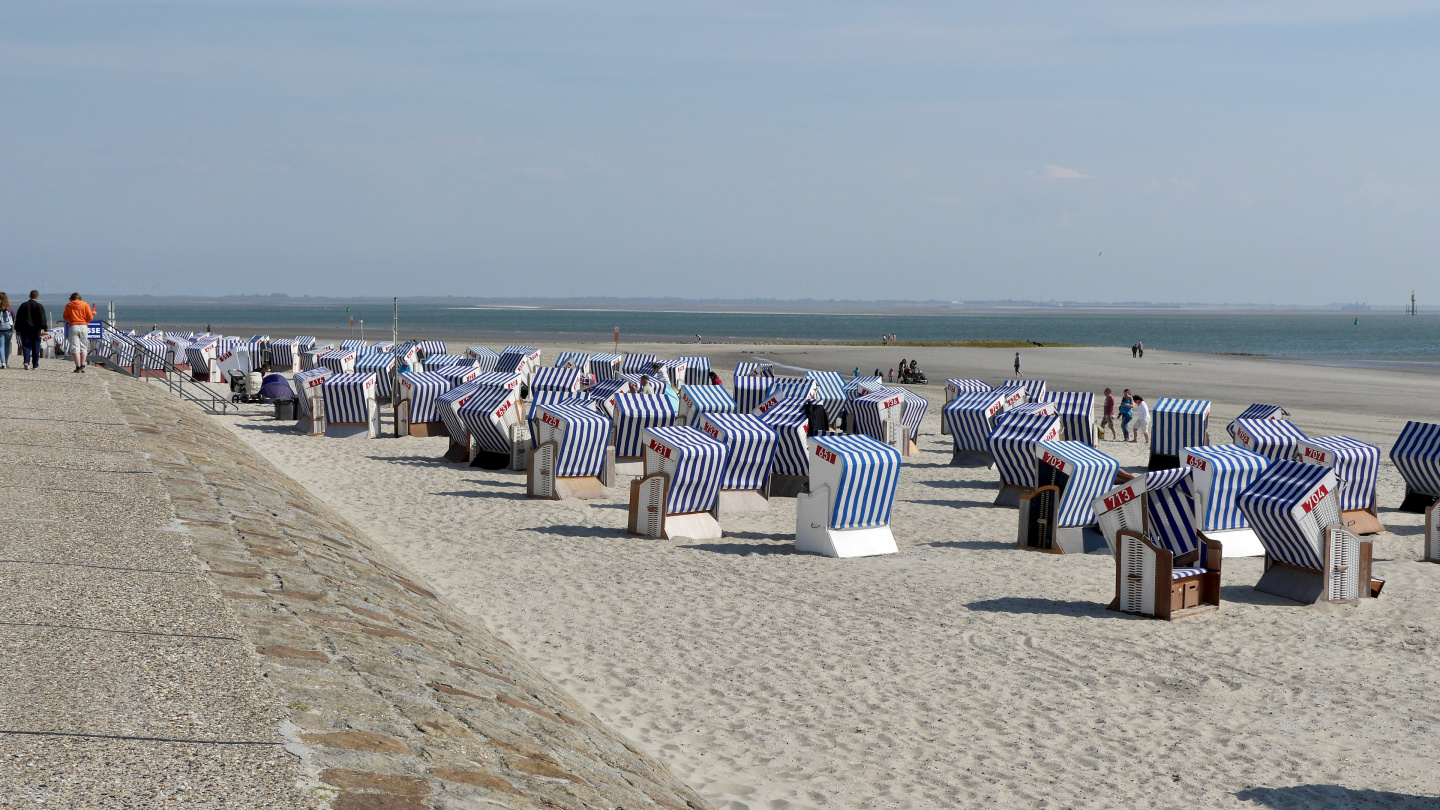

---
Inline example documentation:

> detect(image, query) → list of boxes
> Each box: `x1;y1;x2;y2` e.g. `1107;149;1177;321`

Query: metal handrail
97;324;235;415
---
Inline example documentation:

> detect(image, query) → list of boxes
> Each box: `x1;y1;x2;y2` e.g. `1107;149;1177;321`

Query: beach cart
1045;391;1096;446
395;371;451;437
941;380;991;435
612;393;677;476
628;426;727;541
456;386;524;470
1017;440;1120;554
318;349;357;375
530;367;582;395
694;412;778;514
943;389;1013;467
795;434;901;558
1240;460;1382;604
1295;436;1384;535
806;371;848;427
1226;403;1290;440
321;373;381;439
292;368;333;436
680;356;711;386
1180;445;1270;557
1390;421;1440;513
678;384;738;426
851;389;910;456
757;397;812;497
1232;418;1306;463
529;400;613;499
354;353;397;400
987;411;1063;507
589;353;622;380
1149;398;1211;470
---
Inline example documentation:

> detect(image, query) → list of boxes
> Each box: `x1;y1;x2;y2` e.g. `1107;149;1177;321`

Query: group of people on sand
0;290;96;372
1100;387;1149;443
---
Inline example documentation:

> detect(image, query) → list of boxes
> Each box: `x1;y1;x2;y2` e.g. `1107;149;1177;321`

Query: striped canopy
366;341;394;353
735;362;775;379
994;400;1056;428
587;378;629;416
526;391;589;445
1226;403;1290;439
137;339;169;370
531;367;582;394
391;341;422;367
467;371;523;392
733;375;770;414
696;412;777;491
354;353;397;398
945;379;992;398
318;349;356;374
432;365;482;387
589;353;622;379
681;385;738;419
643;426;727;514
398;371;451;423
1095;468;1200;558
321;373;376;423
809;434;901;530
943;389;1010;452
679;356;711;385
997;378;1046;402
1034;440;1120;527
622;353;659;375
498;346;540;374
292;368;333;415
1183;444;1270;532
1297;435;1381;512
1232;418;1307;463
613;394;677;458
555;351;590;370
467;347;502;372
1390;421;1440;498
766;377;817;403
1238;460;1339;571
423;353;467;369
184;339;218;372
436;379;493;443
843;377;885;402
340;340;369;352
987;412;1063;488
806;371;848;418
417;340;447;358
1045;391;1096;445
851;389;906;443
758;397;810;477
534;400;610;477
1151;398;1212;455
293;336;317;350
899;391;928;440
456;386;521;455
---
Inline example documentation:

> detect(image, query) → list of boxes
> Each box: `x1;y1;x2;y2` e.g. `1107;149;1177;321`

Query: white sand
217;344;1440;809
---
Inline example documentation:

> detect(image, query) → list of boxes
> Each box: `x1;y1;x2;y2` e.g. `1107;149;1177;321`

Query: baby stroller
229;369;266;403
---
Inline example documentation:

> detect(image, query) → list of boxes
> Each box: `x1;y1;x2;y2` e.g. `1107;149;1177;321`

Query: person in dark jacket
15;290;46;370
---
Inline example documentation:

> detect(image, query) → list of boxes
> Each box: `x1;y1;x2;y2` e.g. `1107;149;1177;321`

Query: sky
1;1;1437;305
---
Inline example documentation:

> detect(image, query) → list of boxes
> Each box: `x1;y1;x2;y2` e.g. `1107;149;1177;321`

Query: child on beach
888;368;894;383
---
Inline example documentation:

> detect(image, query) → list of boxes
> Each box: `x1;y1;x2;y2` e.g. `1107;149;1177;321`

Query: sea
105;302;1440;370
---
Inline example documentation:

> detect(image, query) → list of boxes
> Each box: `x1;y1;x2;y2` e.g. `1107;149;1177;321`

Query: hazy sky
2;2;1436;304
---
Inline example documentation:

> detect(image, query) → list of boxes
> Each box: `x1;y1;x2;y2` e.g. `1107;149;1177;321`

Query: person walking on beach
1118;389;1134;441
16;291;46;370
852;367;860;378
1013;352;1021;378
1100;388;1116;441
63;293;96;373
1138;342;1144;358
0;293;13;369
887;368;894;383
1131;394;1151;444
1131;344;1138;359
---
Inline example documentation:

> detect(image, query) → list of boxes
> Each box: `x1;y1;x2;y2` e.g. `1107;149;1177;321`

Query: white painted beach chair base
794;484;897;558
509;423;530;471
1425;502;1440;564
768;475;808;499
994;484;1033;509
1205;528;1265;558
716;488;770;515
950;450;995;469
1254;525;1374;604
612;458;646;477
296;416;324;437
325;421;378;440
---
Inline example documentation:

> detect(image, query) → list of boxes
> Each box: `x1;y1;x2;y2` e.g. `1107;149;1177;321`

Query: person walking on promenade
63;292;96;373
1013;352;1022;378
1138;342;1144;358
16;290;46;370
1100;388;1116;441
0;293;13;369
1131;394;1151;444
1118;389;1135;442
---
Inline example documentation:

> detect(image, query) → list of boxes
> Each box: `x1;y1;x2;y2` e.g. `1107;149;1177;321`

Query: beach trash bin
274;398;298;421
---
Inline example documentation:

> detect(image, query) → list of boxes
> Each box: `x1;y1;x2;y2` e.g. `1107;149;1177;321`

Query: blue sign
87;319;103;340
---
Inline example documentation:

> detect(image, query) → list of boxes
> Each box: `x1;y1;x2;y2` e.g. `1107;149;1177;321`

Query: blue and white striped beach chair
320;373;381;439
758;397;812;486
680;356;711;386
1391;421;1440;513
678;384;738;426
1150;398;1211;470
291;368;333;434
622;353;659;376
987;412;1064;506
695;412;777;512
466;347;502;372
530;367;582;395
627;426;728;540
587;378;629;417
417;340;447;359
589;353;622;380
1296;435;1383;534
805;371;848;426
943;389;1011;464
340;340;369;353
1017;440;1120;554
455;385;524;465
1232;418;1307;463
795;434;902;558
1180;444;1270;557
1226;403;1290;440
355;353;397;399
396;371;451;437
1045;391;1096;446
612;394;677;462
528;400;612;499
555;351;590;371
318;349;357;375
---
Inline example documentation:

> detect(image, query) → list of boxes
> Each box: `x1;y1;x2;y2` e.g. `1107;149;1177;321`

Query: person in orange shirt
62;292;96;373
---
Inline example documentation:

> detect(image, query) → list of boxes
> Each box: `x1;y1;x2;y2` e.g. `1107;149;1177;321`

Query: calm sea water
106;302;1440;363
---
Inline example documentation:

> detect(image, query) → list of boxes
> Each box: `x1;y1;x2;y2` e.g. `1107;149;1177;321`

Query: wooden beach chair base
612;457;645;477
1110;530;1222;620
627;472;723;540
443;440;470;462
402;420;446;438
1398;487;1439;514
950;450;995;468
527;441;610;500
1342;508;1384;536
325;422;378;440
716;487;770;515
768;474;808;498
1254;526;1376;604
994;484;1033;509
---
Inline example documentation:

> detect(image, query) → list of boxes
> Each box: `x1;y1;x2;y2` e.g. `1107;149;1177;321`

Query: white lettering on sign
1303;446;1329;463
1300;483;1330;514
815;445;837;464
1186;454;1208;472
1041;451;1066;471
1103;486;1136;512
541;412;560;428
648;438;673;459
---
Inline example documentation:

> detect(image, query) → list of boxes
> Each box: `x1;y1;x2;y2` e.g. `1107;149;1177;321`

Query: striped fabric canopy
987;412;1063;488
184;339;218;372
1183;444;1269;532
423;353;467;369
467;371;523;392
843;377;885;402
899;391;928;440
643;426;727;514
613;394;677;457
622;353;659;375
535;401;611;477
436;379;494;443
292;368;332;415
1390;421;1440;498
681;385;738;419
465;347;501;372
1298;435;1381;512
994;400;1056;429
499;346;540;374
587;378;629;416
758;397;810;477
417;340;447;358
527;391;589;445
589;353;622;379
851;389;906;443
1238;460;1338;571
806;371;848;418
810;434;901;530
531;367;581;393
1035;440;1120;527
321;373;376;423
111;340;136;367
1232;418;1307;462
943;389;1010;452
696;412;777;491
1045;391;1096;446
137;339;169;370
679;356;711;385
735;362;775;379
392;341;421;367
354;353;397;398
1226;403;1290;439
456;386;521;455
997;379;1046;402
1142;467;1201;557
318;349;356;374
945;379;992;397
340;340;369;352
555;351;590;370
1151;398;1212;455
432;365;482;387
767;377;817;403
268;339;297;367
293;336;317;349
398;371;451;423
733;375;770;414
215;336;240;354
366;341;394;353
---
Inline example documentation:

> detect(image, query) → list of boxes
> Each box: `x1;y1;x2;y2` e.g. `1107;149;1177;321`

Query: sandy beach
214;342;1440;809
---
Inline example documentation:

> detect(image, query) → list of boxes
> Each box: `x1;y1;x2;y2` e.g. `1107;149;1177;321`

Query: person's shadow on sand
1235;785;1440;809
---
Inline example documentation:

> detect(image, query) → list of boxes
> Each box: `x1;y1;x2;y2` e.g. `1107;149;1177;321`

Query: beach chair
299;344;335;373
987;412;1063;506
1226;403;1290;440
292;368;333;436
898;391;928;447
422;353;468;370
806;371;848;428
943;389;1014;466
678;384;738;426
796;434;901;558
733;375;770;414
587;378;629;418
658;359;689;389
395;371;451;437
736;361;775;379
1181;445;1270;557
694;412;778;514
321;373;382;439
622;353;658;376
436;379;495;461
354;353;397;400
611;393;678;476
455;386;524;470
499;345;542;380
163;334;193;370
1149;398;1211;470
392;341;421;374
530;367;582;395
1390;421;1440;513
851;389;911;456
186;338;223;382
757;397;812;497
528;400;613;499
941;380;991;435
1017;441;1119;554
1295;436;1384;534
554;351;590;371
589;353;622;380
1094;468;1224;620
268;339;298;373
1240;460;1382;604
365;341;393;354
766;376;818;405
340;340;369;353
680;356;711;386
1232;418;1306;463
417;340;447;360
216;341;261;381
994;400;1056;428
318;349;357;375
1045;391;1096;446
996;379;1046;405
136;338;169;379
526;390;588;448
627;426;727;540
466;347;502;372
